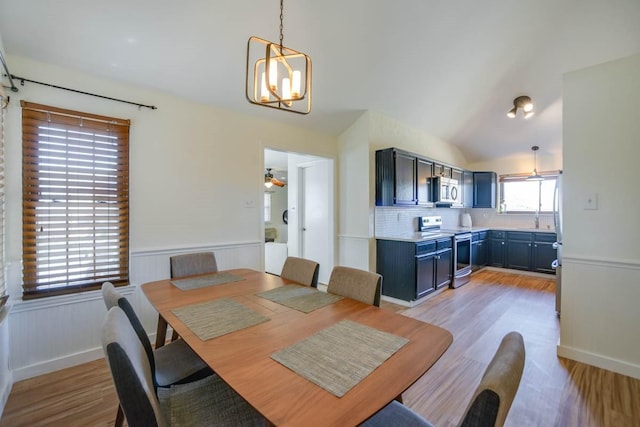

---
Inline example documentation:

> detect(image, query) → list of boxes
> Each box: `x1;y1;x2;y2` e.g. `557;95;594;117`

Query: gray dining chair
101;282;212;427
102;306;265;427
156;251;219;347
170;251;218;278
360;331;526;427
280;256;320;287
327;266;382;307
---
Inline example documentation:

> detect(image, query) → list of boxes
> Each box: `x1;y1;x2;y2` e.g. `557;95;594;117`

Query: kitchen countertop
376;226;556;243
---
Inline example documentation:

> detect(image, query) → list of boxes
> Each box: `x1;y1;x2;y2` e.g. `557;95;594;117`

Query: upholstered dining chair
155;251;220;346
280;256;320;288
102;306;265;427
327;266;382;307
360;331;526;427
170;251;218;278
101;282;212;427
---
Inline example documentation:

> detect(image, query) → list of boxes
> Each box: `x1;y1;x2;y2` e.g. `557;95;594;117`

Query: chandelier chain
279;0;284;48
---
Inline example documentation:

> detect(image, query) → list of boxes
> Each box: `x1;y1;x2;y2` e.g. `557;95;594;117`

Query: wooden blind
21;101;130;299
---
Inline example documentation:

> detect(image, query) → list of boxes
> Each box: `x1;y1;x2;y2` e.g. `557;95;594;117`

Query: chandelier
245;0;312;114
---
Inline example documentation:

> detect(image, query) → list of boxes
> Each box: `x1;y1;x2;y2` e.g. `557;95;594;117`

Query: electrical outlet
584;193;598;210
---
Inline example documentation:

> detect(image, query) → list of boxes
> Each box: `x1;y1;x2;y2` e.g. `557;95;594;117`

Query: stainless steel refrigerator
552;172;563;315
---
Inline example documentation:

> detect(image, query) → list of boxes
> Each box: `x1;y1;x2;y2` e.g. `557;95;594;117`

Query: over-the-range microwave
431;176;460;205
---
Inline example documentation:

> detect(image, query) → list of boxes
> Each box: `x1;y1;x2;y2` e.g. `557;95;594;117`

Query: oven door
452;233;472;288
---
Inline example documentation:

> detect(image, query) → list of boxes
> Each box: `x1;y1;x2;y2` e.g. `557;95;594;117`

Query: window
500;173;558;213
264;192;272;222
21;101;130;299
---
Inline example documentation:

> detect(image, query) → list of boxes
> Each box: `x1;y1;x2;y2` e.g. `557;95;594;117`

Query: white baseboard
557;344;640;380
0;369;12;420
11;331;158;383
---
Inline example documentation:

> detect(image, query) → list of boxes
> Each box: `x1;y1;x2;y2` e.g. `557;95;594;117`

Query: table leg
155;315;168;349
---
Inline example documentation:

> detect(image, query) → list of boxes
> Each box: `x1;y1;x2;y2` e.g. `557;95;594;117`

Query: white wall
1;54;337;382
559;53;640;378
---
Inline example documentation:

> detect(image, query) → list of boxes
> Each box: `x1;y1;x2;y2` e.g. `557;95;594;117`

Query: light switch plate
584;193;598;210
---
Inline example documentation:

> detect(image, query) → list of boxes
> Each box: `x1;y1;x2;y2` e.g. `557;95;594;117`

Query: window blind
21;101;130;299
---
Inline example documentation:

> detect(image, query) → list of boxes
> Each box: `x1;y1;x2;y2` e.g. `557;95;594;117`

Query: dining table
141;268;453;427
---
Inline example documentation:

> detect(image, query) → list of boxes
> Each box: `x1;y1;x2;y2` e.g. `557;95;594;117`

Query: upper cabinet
376;148;418;206
473;172;497;208
375;148;496;208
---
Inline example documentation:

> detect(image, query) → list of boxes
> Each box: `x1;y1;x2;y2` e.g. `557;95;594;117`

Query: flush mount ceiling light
507;95;534;119
246;0;312;114
526;145;544;181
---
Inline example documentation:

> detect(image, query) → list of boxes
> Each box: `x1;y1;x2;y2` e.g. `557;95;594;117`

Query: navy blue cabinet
376;238;452;302
473;172;497;208
376;148;418;206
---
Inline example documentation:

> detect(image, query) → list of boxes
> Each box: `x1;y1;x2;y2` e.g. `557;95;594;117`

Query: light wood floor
1;270;639;426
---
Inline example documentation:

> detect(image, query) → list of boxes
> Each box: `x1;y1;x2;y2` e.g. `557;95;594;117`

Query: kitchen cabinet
462;170;474;208
375;148;418;206
473;172;497;208
433;163;452;178
532;233;557;274
506;231;532;270
434;238;453;289
417;158;434;205
376;238;452;302
488;230;557;274
471;231;489;270
489;230;507;267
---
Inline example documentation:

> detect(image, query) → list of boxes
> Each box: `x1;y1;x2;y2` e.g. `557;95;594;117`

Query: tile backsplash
374;206;554;236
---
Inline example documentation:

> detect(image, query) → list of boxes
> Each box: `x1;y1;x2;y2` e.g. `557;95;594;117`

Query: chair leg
115;404;125;427
155;315;168;349
394;393;403;403
171;329;179;342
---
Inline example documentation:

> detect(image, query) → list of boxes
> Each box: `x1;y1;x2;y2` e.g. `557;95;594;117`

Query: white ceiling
2;0;639;163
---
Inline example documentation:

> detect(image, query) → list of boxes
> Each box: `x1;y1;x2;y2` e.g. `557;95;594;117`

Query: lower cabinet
377;238;452;302
488;230;556;274
471;231;489;271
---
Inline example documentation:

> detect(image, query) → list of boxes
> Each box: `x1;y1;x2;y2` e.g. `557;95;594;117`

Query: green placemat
171;272;245;291
271;320;409;397
257;285;344;313
172;298;269;340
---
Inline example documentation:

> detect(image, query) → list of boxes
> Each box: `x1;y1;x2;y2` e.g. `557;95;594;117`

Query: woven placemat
271;320;409;397
171;298;269;341
170;272;245;291
257;285;344;313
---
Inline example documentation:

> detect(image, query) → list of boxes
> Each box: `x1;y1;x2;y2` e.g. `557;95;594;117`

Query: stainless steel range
418;216;472;288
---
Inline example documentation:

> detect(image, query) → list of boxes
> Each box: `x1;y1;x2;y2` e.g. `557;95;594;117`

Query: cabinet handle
528;243;531;247
501;241;505;245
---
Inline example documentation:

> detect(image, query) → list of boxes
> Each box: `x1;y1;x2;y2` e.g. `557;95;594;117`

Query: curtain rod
11;74;157;110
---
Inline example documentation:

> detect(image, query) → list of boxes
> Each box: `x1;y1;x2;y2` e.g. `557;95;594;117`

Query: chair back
102;307;166;427
170;252;218;278
280;257;320;287
458;331;525;427
327;266;382;307
101;282;156;382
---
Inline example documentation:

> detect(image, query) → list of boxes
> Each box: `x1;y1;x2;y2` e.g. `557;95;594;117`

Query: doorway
263;148;334;284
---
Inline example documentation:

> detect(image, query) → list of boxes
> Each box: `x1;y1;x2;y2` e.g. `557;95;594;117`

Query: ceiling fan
264;168;286;188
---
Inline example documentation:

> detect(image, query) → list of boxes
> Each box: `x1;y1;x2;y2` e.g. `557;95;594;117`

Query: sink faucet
534;212;540;229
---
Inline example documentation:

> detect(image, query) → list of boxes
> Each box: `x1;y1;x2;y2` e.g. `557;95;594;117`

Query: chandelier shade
245;0;312;114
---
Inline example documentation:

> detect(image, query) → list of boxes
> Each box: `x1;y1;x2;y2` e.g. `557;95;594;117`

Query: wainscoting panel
0;305;12;418
8;241;262;382
558;256;640;379
338;235;372;272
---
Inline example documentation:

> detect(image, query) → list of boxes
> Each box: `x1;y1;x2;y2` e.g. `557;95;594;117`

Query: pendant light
526;146;544;181
246;0;312;114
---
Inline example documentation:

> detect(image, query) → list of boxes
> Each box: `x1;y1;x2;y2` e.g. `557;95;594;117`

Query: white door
300;161;332;283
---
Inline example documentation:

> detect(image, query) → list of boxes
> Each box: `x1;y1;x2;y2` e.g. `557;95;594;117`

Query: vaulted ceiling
1;0;639;163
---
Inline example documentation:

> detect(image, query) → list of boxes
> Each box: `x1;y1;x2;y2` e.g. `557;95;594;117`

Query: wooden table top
141;268;453;427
